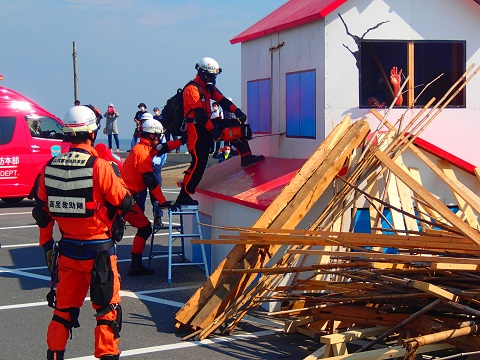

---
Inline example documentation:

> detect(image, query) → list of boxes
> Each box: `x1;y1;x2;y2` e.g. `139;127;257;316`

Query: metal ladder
148;202;209;283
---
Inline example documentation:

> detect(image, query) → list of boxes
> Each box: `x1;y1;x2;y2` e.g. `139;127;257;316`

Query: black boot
176;188;198;206
241;154;265;167
128;253;154;276
231;139;265;167
101;355;120;360
47;349;65;360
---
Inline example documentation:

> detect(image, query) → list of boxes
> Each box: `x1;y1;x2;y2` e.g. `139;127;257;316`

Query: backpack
160;81;203;136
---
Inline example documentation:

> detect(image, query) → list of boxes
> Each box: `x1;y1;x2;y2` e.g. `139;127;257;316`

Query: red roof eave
231;0;480;45
230;0;347;44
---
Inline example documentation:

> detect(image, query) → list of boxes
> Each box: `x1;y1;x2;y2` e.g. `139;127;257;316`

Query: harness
59;239;114;260
180;81;205;131
96;303;122;339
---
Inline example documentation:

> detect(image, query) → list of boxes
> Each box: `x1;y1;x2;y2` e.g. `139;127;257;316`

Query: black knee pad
137;223;152;239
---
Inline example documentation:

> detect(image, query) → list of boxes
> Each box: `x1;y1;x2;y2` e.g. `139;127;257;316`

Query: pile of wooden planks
175;65;480;359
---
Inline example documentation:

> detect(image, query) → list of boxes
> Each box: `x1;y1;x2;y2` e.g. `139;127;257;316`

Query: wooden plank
430;263;480;271
273;120;371;229
408;167;441;229
257;115;354;228
375;150;480;245
287;249;480;266
438;159;479;229
395;157;421;232
320;326;389;345
412;281;459;302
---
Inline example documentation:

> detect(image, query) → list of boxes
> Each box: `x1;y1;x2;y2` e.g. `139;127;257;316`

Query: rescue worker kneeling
32;105;134;360
121;114;182;276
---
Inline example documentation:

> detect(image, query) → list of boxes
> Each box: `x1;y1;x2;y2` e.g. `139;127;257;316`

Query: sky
0;0;287;141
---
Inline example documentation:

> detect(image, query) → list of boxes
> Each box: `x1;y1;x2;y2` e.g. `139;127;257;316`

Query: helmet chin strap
89;131;97;145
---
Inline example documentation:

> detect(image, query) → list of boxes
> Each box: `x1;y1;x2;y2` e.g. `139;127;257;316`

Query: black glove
42;239;55;273
234;109;247;124
159;200;180;211
156;142;169;155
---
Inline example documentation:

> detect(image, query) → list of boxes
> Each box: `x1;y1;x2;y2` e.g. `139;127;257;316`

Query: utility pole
72;41;78;102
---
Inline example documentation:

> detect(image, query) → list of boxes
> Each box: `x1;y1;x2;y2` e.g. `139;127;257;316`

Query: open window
25;115;65;139
359;40;466;108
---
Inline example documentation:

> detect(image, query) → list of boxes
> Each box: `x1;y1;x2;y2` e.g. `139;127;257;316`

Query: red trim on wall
412;137;476;175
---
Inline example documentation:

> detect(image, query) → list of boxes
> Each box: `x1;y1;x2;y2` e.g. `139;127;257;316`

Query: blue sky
0;0;286;140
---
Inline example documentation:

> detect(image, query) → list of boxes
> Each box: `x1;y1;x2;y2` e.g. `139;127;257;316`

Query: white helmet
140;112;154;122
195;57;222;75
63;106;99;134
141;119;163;134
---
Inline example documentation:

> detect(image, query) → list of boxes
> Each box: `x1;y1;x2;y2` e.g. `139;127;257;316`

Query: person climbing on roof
167;57;265;206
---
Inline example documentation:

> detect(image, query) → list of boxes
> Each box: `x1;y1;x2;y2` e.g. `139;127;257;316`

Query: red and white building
188;0;480;269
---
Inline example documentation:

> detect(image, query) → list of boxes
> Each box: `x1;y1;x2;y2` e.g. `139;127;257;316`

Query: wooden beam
287;249;480;266
374;150;480;244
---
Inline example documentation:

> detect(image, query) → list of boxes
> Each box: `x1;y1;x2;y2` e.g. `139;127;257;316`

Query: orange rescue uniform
37;143;128;358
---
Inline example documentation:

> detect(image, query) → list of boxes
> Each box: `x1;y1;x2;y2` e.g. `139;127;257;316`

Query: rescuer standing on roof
173;57;265;206
32;105;135;360
120;114;184;275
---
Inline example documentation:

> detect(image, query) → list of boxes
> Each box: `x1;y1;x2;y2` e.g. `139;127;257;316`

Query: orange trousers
124;202;151;254
46;254;121;358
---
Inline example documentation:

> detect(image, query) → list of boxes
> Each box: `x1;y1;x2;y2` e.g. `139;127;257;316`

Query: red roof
230;0;347;44
231;0;480;44
197;157;306;211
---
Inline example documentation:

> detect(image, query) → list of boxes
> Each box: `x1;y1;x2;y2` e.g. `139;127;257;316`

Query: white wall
240;22;326;160
326;0;480;166
240;0;480;165
191;193;263;270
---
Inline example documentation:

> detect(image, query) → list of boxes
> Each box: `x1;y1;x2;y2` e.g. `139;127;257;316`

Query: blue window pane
247;79;271;133
286;71;315;138
258;80;271;133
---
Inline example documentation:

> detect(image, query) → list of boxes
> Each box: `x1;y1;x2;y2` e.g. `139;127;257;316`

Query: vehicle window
359;40;465;108
25;115;65;139
0;116;16;145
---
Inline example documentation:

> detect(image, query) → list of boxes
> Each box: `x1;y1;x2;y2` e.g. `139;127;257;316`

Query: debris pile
176;65;480;359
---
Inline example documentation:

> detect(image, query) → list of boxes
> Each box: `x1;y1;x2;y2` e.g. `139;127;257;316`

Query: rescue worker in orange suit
120;114;183;275
32;106;135;360
174;57;264;206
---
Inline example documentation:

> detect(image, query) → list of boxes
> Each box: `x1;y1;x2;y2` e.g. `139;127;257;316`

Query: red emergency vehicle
0;86;70;203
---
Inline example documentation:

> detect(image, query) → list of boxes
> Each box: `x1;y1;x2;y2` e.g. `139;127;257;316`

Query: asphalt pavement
0;189;316;360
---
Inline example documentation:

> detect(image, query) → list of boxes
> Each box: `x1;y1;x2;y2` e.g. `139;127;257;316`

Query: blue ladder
148;202;209;283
